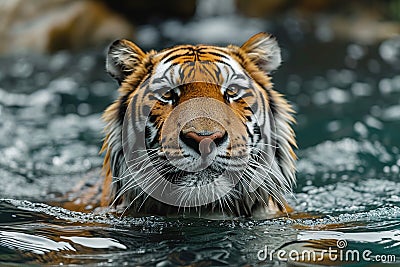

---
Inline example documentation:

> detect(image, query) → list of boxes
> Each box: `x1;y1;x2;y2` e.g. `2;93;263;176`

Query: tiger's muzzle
180;118;228;160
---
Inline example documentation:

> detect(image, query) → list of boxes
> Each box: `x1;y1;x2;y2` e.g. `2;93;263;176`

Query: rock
0;0;134;54
236;0;337;17
103;0;196;24
236;0;289;17
330;14;400;44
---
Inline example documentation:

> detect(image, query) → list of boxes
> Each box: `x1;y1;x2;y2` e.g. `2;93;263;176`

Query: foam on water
0;199;399;265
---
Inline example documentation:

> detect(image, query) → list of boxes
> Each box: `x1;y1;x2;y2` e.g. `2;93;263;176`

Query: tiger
100;32;297;219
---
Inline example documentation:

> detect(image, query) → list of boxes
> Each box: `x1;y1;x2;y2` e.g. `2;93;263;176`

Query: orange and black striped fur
100;33;297;218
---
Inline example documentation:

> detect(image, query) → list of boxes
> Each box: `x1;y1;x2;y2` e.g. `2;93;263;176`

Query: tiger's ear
241;32;281;73
106;39;146;84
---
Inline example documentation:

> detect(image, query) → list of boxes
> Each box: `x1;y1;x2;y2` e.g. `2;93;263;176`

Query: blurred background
0;0;400;199
0;0;400;202
1;1;400;266
1;0;400;53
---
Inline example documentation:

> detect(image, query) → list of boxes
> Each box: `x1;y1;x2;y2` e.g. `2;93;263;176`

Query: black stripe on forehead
196;50;230;59
153;60;233;85
177;62;223;84
233;73;246;80
150;48;249;89
163;46;231;64
163;51;193;64
160;45;193;59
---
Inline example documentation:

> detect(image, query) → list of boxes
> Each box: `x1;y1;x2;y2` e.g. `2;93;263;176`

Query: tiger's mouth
153;163;227;186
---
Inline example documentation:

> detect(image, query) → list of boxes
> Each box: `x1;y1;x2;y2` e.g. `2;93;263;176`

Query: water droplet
49;78;78;94
354;122;368;138
311;91;327;106
77;87;89;101
326;120;341;132
315;20;334;42
392;75;400;91
391;165;399;173
79;55;96;71
50;51;71;71
137;25;160;47
382;105;400;121
370;105;382;117
328;87;351;104
11;58;34;78
379;36;400;64
347;44;365;60
351;82;372;97
364;115;383;130
383;166;390;173
77;103;90;116
379;78;392;94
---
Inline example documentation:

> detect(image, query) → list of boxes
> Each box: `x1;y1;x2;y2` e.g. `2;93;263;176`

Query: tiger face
102;33;296;218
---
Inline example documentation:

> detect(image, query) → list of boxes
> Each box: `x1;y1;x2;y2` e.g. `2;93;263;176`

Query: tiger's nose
182;131;227;156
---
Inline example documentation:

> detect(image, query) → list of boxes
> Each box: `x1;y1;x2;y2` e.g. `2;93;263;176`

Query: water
1;9;400;266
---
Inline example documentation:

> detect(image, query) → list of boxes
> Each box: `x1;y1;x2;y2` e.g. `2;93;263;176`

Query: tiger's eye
161;89;178;103
162;91;173;100
226;85;241;97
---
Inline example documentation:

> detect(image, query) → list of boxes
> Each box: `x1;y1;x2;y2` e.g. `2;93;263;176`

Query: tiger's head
101;33;296;218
